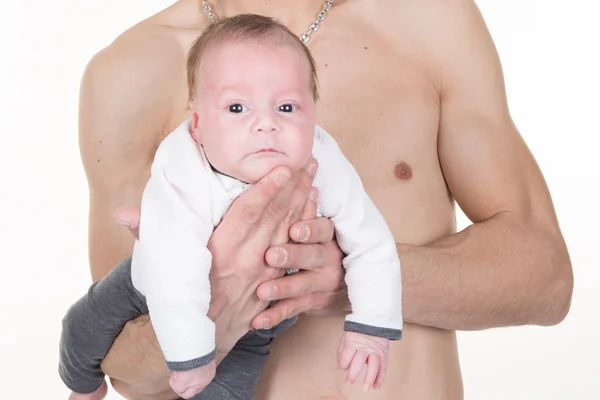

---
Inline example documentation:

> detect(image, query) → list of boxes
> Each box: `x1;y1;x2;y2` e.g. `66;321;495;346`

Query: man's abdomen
256;316;463;400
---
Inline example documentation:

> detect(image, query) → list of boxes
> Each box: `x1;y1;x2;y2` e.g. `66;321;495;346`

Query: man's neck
210;0;334;33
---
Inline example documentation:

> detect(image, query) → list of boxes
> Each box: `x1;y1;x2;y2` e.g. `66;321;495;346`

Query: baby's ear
189;105;202;143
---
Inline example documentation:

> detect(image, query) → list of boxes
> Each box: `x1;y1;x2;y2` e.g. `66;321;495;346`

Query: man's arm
79;35;182;281
399;0;573;331
78;34;188;398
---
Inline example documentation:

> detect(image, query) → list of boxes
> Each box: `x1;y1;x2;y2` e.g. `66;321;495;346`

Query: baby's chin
239;154;304;184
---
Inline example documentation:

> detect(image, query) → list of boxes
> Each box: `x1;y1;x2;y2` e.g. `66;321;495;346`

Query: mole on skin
394;161;412;180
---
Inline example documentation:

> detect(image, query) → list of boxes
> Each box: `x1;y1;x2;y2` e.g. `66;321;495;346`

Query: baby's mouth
255;148;282;154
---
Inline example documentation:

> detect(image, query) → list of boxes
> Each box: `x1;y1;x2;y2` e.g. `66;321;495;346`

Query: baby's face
190;39;316;184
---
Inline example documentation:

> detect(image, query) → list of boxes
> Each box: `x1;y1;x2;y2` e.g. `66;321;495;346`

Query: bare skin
78;0;573;399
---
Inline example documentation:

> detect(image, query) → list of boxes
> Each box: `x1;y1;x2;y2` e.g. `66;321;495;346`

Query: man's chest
308;33;442;190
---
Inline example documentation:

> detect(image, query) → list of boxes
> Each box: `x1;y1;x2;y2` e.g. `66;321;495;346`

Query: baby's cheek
204;141;241;175
226;148;248;173
290;135;315;168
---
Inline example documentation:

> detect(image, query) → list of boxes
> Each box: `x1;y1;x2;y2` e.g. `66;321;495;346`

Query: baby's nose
255;124;277;133
252;112;280;134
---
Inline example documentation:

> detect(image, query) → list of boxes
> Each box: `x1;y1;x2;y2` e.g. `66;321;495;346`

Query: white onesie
131;119;403;370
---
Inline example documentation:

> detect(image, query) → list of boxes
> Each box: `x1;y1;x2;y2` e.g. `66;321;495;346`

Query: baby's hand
68;380;108;400
169;360;217;399
337;331;389;391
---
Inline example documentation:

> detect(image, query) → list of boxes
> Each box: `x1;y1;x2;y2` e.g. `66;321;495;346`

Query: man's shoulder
374;0;483;45
78;20;193;152
88;1;207;86
373;0;491;89
376;0;478;21
83;23;186;95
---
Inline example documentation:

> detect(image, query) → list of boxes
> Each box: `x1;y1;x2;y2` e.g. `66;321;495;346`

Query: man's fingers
291;159;319;224
113;206;141;239
254;158;318;243
300;186;319;220
225;166;292;231
113;207;140;228
289;216;335;244
226;159;318;247
287;159;319;223
265;241;342;270
251;296;313;330
256;271;317;301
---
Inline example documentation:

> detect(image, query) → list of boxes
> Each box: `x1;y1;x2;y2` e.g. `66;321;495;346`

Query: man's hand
252;188;349;330
105;160;320;399
115;179;349;334
113;207;141;239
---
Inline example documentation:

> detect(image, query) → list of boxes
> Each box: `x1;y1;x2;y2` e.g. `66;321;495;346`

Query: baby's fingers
345;350;368;386
337;340;356;371
178;385;205;399
374;355;388;390
363;354;380;391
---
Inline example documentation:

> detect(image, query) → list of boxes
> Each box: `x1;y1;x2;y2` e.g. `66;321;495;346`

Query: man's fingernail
309;188;319;202
262;318;270;329
267;285;278;301
113;212;130;228
305;163;317;176
275;247;287;267
117;220;131;229
273;171;290;187
296;224;310;242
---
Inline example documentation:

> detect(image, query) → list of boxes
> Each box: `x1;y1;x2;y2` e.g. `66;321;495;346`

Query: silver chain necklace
201;0;334;44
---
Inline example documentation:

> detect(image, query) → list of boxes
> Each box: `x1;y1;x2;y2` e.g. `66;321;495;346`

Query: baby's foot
68;380;108;400
337;331;390;391
170;360;217;399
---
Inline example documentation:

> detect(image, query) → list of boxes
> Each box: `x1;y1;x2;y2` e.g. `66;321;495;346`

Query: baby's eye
228;104;249;113
277;104;297;113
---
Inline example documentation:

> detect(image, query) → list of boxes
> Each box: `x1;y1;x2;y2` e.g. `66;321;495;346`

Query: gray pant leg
59;256;147;394
192;315;296;400
192;331;272;400
59;255;297;397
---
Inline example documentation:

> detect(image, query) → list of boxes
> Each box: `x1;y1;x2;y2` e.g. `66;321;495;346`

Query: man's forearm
399;211;573;331
102;316;234;400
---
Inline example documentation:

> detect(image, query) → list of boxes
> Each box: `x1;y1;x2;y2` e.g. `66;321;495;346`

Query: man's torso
116;0;463;398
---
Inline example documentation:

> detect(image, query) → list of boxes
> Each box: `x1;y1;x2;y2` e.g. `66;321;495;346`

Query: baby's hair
186;14;319;102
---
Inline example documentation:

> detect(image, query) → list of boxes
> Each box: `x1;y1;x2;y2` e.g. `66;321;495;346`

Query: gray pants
58;256;297;399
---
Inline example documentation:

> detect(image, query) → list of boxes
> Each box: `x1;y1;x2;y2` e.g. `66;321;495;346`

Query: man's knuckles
238;203;263;224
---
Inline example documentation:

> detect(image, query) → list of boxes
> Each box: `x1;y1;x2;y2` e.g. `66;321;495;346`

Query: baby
59;14;403;400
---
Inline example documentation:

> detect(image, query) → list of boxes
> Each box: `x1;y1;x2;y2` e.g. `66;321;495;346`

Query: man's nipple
394;161;413;180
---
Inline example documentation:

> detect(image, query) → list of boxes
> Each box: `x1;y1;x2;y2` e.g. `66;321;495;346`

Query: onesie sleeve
312;126;403;340
131;128;217;370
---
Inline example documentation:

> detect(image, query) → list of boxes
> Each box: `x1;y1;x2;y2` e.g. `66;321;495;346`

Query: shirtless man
78;0;573;399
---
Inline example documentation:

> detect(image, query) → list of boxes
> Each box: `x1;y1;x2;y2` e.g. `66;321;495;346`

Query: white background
1;1;598;399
